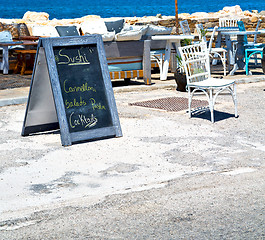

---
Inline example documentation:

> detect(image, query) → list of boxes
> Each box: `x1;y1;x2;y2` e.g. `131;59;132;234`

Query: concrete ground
0;66;264;239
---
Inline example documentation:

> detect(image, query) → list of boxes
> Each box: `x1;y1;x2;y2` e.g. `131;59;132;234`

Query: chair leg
233;84;238;118
254;53;258;65
14;52;22;74
223;52;226;76
209;88;214;123
151;54;164;79
188;87;192;118
245;50;249;75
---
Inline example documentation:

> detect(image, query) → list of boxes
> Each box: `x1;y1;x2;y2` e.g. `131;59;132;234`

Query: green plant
180;38;192;46
200;28;208;38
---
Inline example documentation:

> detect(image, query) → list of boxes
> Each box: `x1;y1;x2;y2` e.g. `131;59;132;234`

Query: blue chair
237;20;264;75
245;48;263;75
237;20;263;48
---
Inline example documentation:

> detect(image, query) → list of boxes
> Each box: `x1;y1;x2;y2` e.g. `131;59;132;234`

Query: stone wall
127;16;265;44
125;5;265;44
2;5;265;44
182;17;265;44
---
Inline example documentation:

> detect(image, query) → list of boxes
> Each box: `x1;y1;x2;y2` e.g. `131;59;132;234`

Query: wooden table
151;35;194;80
221;31;261;75
14;49;37;75
0;40;38;74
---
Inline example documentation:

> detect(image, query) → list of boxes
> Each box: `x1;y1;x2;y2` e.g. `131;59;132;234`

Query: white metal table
151;35;194;80
207;27;239;65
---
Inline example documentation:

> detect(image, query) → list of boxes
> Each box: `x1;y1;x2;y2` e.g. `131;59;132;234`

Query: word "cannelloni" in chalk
56;48;90;66
64;80;96;93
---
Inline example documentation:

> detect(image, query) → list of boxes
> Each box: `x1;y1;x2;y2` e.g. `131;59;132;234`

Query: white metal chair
196;25;227;76
180;20;200;46
219;17;241;42
208;26;227;76
150;49;165;76
180;20;191;35
196;23;207;42
219;18;241;28
178;42;238;123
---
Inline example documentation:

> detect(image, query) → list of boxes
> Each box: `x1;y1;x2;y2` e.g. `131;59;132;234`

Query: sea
1;0;265;19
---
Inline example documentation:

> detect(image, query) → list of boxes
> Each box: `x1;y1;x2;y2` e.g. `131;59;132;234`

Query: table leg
212;32;222;65
21;54;27;75
225;35;239;75
2;46;9;74
235;35;245;70
160;41;172;80
14;52;22;74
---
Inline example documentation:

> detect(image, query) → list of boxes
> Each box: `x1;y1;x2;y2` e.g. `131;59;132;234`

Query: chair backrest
178;42;211;84
208;26;218;52
237;21;248;44
195;23;207;42
179;20;191;35
0;31;13;42
254;19;262;43
219;18;241;27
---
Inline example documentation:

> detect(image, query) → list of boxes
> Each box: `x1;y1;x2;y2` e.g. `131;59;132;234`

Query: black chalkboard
53;44;113;133
22;35;122;146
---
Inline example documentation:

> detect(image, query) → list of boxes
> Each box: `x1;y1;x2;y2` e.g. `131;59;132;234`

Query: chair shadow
191;107;237;122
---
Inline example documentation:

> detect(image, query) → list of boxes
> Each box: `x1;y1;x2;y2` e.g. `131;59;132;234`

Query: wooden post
175;0;179;35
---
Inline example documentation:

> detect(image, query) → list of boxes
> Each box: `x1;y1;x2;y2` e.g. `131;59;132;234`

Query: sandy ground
0;80;264;239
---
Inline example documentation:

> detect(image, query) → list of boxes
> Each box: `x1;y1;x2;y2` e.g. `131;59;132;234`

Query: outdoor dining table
151;34;194;80
207;27;239;65
209;27;239;47
0;40;38;74
221;30;262;75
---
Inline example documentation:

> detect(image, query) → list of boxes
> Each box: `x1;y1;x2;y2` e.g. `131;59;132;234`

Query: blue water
1;0;265;19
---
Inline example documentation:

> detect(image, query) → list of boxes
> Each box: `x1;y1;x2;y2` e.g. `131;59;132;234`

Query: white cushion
122;24;148;35
81;19;108;34
102;31;115;42
31;25;59;37
146;24;172;36
115;30;142;41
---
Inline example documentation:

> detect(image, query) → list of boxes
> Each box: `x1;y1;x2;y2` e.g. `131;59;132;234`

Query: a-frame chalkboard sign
22;35;122;146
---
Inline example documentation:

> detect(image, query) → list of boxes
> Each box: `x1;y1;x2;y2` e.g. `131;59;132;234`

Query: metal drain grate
129;97;209;112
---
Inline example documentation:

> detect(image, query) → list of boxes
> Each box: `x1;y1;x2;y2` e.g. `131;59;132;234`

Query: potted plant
174;39;192;92
174;54;187;92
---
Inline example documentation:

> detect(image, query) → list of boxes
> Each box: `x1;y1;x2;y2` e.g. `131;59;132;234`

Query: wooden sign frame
22;35;122;146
